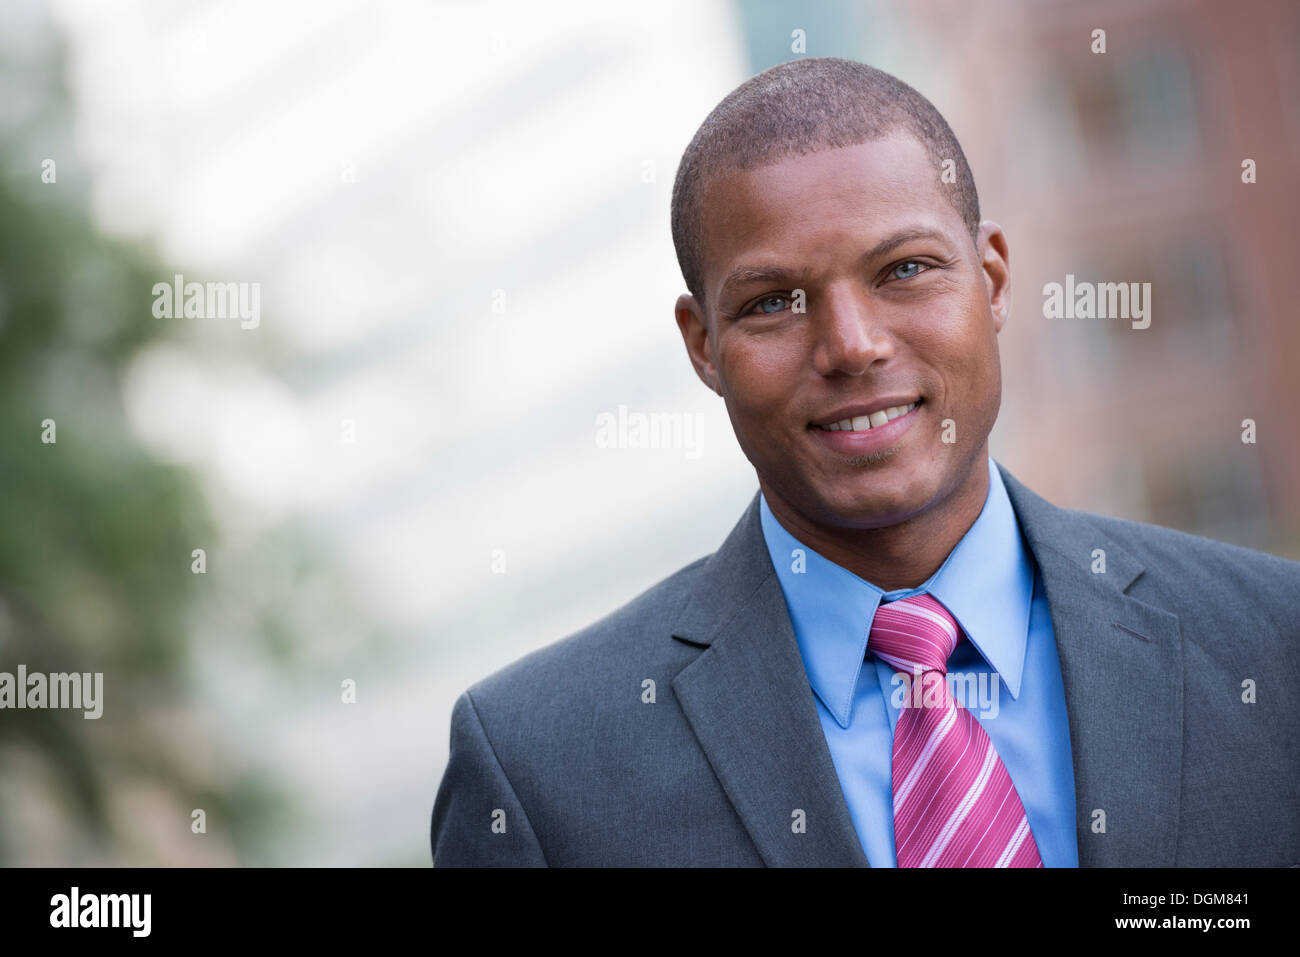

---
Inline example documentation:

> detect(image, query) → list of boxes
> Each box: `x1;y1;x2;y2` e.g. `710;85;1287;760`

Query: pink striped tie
868;593;1043;868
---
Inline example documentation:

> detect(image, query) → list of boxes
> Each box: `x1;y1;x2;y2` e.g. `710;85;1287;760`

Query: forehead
697;133;961;295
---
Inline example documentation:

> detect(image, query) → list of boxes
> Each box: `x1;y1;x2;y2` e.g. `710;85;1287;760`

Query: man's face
675;132;1011;532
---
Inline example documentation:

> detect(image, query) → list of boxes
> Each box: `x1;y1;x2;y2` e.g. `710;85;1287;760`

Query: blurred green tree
0;21;290;865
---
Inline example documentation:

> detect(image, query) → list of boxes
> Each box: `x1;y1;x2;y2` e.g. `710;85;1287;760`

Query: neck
762;453;991;592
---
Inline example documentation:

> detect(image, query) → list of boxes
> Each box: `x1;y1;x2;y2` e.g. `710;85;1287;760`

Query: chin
817;469;939;527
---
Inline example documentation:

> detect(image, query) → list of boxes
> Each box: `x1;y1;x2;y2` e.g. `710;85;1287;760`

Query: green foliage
0;67;290;866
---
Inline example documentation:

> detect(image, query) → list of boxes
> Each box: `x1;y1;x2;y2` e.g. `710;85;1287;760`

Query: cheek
914;298;999;393
717;335;803;415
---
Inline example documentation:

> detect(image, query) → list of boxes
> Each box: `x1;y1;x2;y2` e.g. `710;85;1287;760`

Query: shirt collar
759;457;1035;728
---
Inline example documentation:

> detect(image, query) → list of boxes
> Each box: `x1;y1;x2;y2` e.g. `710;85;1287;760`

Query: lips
812;398;923;432
808;397;923;456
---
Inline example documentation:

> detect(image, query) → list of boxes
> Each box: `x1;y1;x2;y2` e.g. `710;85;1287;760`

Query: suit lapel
999;464;1184;866
670;494;869;867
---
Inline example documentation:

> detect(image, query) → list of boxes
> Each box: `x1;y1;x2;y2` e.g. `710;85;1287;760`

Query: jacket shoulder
1079;508;1300;590
1060;507;1300;665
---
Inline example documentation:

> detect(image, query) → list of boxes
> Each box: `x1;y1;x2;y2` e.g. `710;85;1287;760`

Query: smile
814;400;920;432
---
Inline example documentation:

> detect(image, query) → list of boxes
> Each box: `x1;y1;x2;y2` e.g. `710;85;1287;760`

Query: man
430;57;1299;867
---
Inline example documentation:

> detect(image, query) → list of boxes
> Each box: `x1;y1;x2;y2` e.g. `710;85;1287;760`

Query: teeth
818;401;917;432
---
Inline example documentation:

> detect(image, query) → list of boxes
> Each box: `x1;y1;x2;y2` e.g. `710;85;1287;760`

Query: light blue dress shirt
758;456;1079;867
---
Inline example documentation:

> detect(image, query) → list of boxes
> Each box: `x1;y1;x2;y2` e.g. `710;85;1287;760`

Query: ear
976;221;1012;333
675;293;723;396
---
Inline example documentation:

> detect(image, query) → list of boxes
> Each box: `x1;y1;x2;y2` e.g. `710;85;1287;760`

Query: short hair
670;57;981;310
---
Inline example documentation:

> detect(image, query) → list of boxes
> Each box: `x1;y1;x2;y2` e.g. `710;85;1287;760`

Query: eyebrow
716;227;954;303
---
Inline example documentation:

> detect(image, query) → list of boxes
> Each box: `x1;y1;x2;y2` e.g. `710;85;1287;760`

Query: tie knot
867;593;961;675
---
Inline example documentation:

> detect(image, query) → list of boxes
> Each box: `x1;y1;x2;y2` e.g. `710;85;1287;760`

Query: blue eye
891;261;928;280
751;295;790;314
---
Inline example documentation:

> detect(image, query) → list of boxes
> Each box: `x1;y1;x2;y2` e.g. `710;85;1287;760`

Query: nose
810;284;894;376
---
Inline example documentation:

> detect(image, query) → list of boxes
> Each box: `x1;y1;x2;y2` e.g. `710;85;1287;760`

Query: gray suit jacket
430;463;1300;866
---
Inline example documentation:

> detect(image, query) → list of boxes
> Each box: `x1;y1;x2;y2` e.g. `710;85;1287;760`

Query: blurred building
998;0;1299;556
